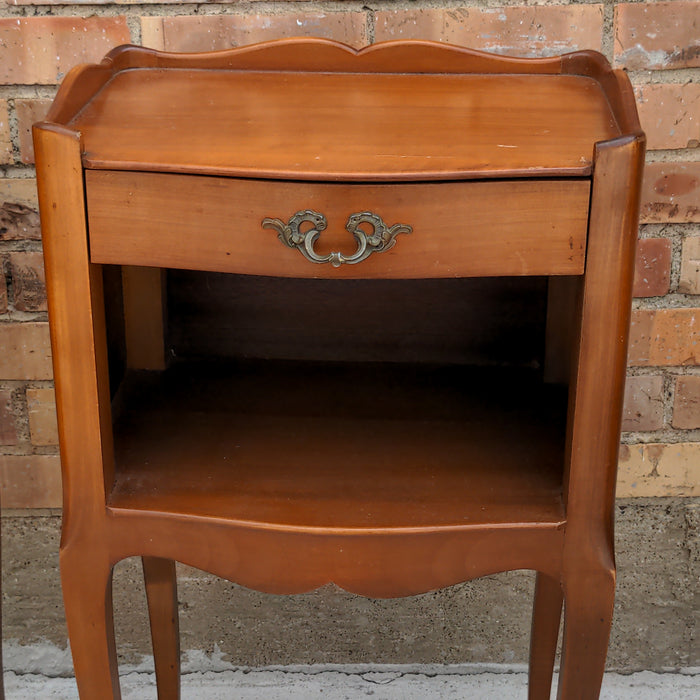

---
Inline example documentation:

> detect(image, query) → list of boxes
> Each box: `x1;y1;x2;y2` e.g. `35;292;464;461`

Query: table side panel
86;171;589;279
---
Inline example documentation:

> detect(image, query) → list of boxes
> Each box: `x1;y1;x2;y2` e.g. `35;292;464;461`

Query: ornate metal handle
262;210;412;268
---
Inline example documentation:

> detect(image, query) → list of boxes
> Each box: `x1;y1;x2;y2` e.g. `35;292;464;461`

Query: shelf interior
109;360;567;531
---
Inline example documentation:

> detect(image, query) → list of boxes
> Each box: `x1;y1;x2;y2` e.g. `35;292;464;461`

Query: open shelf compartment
108;360;567;531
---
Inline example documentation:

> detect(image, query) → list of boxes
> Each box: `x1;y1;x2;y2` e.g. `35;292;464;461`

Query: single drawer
86;170;589;279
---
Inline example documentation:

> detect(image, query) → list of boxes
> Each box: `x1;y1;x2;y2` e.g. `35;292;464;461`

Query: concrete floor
4;667;699;699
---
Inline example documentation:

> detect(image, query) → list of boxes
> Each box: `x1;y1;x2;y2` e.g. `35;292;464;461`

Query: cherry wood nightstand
34;39;644;700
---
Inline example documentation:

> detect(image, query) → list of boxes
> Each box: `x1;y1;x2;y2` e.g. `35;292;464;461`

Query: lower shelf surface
109;361;567;531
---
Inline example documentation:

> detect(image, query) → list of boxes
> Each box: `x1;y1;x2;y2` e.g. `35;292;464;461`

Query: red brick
10;0;240;3
621;375;664;431
628;308;700;366
0;202;41;241
0;454;62;508
374;5;604;56
0;323;53;380
13;0;186;3
634;83;700;151
26;387;58;446
0;266;7;314
0;179;38;210
633;238;671;297
641;161;700;224
618;442;700;497
8;252;47;312
142;13;368;53
0;389;17;445
615;2;700;70
0;17;131;85
672;375;700;428
679;236;700;295
15;99;51;165
0;179;41;242
0;99;11;164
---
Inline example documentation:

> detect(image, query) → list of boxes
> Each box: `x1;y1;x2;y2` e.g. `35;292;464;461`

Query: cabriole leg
143;557;181;700
556;568;615;700
61;548;120;699
529;571;563;700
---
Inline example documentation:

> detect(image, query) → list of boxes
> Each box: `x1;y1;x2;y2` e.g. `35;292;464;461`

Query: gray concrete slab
3;667;699;699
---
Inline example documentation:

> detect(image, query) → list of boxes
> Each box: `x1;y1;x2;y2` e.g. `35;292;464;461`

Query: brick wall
0;1;698;508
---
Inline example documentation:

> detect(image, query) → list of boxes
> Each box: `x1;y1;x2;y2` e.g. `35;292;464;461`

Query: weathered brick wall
0;1;698;508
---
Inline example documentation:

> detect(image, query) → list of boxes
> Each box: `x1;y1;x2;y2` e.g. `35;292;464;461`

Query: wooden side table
33;39;644;700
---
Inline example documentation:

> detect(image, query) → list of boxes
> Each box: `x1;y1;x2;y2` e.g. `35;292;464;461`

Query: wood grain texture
33;123;120;699
142;557;180;700
109;362;566;530
60;548;120;699
33;123;114;522
121;266;166;370
559;135;646;698
562;51;644;138
45;62;113;126
106;512;565;599
87;172;589;278
33;38;645;700
529;572;563;700
105;39;566;75
45;38;579;135
566;135;645;548
73;70;618;181
164;273;548;367
544;276;581;384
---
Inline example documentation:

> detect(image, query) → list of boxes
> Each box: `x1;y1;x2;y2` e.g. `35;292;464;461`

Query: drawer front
86;171;588;278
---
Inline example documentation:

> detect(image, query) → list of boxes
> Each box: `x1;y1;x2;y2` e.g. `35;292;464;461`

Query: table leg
61;549;120;699
556;567;615;699
529;571;563;700
143;557;180;700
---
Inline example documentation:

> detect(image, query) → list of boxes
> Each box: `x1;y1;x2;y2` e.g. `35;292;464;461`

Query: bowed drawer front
86;170;589;279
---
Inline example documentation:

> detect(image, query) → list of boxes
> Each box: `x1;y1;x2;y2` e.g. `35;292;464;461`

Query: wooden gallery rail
33;38;645;699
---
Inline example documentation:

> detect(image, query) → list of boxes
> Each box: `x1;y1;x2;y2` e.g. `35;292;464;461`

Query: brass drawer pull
262;210;412;268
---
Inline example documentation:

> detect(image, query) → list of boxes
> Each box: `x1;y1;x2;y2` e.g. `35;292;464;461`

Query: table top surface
70;68;621;181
